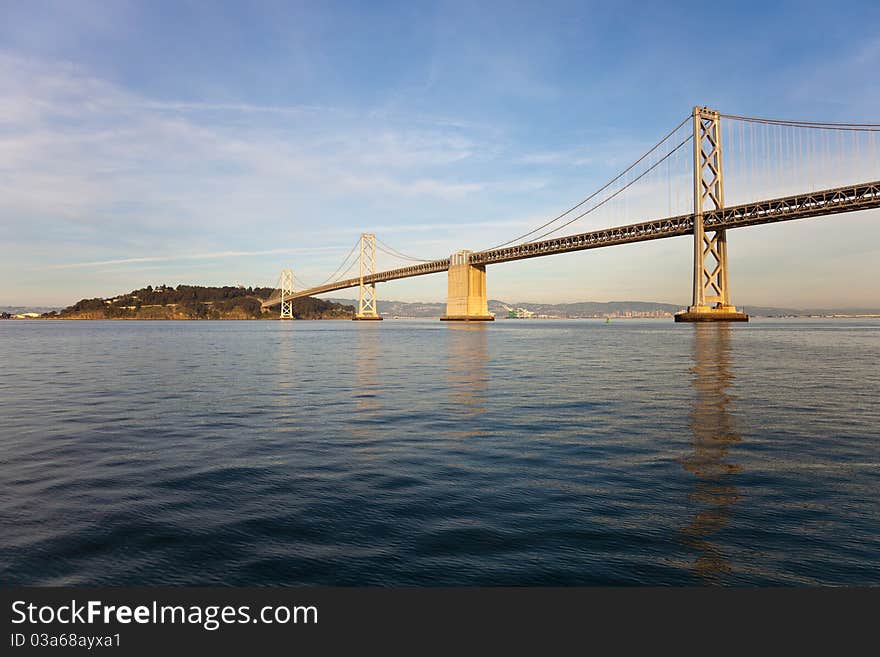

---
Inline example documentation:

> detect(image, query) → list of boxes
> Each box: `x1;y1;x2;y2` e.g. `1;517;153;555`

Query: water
1;318;878;586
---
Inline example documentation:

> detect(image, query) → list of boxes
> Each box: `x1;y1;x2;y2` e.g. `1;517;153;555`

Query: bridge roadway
263;180;880;307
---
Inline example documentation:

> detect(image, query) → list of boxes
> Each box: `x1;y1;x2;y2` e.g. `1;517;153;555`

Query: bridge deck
263;180;880;308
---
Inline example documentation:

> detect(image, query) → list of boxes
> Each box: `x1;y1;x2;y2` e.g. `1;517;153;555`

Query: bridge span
262;107;880;322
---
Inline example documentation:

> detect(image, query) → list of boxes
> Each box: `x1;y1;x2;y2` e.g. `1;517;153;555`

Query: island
40;285;354;320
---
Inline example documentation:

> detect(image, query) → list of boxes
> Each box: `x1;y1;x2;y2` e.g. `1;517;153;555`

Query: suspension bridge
262;107;880;322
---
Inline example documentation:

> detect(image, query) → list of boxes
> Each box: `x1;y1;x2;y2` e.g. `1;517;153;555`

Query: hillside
329;298;684;318
327;298;880;318
44;285;354;320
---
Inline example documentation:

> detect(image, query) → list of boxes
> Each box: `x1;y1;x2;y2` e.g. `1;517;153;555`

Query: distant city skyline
2;0;879;308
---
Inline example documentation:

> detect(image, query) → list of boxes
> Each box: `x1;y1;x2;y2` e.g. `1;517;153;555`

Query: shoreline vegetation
18;285;355;320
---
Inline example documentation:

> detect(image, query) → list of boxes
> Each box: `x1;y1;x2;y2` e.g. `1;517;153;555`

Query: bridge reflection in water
445;323;489;437
274;322;300;434
680;324;743;582
354;323;381;414
350;323;384;458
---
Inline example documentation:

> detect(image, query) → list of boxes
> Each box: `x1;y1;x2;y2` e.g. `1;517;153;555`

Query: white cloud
0;51;496;243
45;246;353;269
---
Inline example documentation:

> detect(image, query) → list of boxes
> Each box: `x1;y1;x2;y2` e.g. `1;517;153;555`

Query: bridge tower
280;268;294;319
353;233;382;320
440;250;494;321
675;107;748;322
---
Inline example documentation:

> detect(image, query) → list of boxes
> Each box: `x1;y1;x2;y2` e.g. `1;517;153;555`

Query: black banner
1;587;876;654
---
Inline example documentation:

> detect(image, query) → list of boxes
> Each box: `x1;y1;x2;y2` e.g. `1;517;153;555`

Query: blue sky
2;0;879;308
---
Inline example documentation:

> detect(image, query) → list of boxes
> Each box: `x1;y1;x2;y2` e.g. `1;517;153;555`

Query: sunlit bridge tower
280;268;294;319
676;107;748;322
353;233;382;320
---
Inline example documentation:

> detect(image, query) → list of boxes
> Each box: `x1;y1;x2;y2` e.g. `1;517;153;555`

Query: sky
2;0;879;309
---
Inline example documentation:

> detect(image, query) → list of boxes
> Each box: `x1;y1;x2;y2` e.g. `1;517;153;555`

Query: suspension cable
376;243;425;262
375;237;431;262
264;274;283;302
332;255;360;283
292;273;315;289
488;114;691;249
311;238;361;287
519;133;694;245
721;113;880;132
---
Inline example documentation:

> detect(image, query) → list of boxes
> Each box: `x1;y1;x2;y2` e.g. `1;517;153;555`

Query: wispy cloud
0;51;495;240
516;150;596;167
45;246;351;269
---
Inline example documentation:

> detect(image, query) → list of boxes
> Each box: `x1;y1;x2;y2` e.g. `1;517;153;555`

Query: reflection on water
680;324;742;582
275;322;299;433
446;323;489;436
347;324;384;457
1;319;878;585
354;324;380;414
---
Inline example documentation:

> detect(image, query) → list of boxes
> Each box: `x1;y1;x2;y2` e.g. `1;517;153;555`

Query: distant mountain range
0;306;62;315
6;297;879;319
328;298;880;318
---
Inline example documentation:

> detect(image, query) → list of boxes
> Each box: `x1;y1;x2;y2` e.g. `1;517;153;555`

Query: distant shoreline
5;316;354;321
5;314;880;321
4;285;880;322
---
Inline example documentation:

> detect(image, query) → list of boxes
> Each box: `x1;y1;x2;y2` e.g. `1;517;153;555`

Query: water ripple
1;318;878;585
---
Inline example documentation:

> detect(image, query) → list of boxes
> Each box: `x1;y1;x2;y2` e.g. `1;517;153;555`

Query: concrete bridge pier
440;250;494;322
